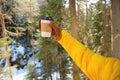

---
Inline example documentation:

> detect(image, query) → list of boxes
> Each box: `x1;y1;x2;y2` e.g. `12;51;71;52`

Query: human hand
39;17;62;40
49;21;62;41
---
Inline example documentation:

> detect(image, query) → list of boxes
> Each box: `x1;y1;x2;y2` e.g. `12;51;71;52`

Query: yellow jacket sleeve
58;30;120;80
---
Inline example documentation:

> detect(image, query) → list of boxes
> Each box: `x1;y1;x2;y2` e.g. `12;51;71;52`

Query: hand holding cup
39;17;53;37
39;17;62;40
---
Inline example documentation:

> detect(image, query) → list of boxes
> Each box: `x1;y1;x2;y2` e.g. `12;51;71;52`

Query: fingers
49;21;62;40
49;21;59;28
38;20;62;40
49;21;57;37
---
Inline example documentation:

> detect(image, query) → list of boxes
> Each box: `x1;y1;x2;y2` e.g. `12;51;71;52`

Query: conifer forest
0;0;120;80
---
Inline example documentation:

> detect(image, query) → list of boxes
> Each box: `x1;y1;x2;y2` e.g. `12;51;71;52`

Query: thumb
49;21;62;41
49;21;58;36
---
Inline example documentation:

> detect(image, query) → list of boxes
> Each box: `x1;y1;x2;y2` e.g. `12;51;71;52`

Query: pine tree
38;0;70;79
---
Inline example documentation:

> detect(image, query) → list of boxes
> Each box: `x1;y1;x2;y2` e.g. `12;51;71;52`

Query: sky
89;0;98;3
65;0;99;8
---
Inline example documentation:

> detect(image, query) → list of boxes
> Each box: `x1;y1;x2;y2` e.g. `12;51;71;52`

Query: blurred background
0;0;120;80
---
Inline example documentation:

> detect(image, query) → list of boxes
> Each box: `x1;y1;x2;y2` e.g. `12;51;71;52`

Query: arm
38;21;120;79
57;30;120;80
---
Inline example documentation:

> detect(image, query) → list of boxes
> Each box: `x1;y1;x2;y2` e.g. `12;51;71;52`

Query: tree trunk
29;0;37;79
30;31;37;80
0;13;13;80
59;60;64;80
69;0;80;80
102;0;112;57
70;0;79;38
58;54;66;80
111;0;120;59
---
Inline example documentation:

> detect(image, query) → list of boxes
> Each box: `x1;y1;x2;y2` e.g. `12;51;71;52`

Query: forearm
58;30;87;62
57;30;120;79
57;30;97;71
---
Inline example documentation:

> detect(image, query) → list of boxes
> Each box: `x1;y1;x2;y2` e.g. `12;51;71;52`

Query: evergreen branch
6;30;25;37
3;14;19;27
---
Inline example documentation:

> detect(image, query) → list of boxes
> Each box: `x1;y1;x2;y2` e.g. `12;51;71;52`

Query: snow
13;73;26;80
10;45;25;62
12;57;42;80
12;60;73;80
12;68;27;80
0;43;73;80
15;46;25;55
52;72;60;80
8;40;40;80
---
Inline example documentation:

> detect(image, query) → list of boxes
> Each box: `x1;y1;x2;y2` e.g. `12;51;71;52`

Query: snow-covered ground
0;40;41;80
12;68;27;80
0;37;74;80
9;41;65;80
0;40;72;80
12;69;73;80
10;41;42;80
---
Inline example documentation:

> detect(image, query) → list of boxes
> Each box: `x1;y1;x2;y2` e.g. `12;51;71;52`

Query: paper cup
41;20;52;37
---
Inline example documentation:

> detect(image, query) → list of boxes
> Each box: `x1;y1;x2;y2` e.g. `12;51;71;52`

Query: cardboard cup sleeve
41;20;52;37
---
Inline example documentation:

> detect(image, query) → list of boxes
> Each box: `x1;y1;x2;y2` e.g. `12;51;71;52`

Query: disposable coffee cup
41;20;52;37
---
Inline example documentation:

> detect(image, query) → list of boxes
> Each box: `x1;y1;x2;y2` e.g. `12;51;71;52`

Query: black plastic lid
41;17;53;21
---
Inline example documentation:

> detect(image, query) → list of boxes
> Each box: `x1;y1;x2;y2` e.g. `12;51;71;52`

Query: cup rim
41;20;51;23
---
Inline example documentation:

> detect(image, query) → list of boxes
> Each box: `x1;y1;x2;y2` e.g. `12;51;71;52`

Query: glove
49;21;62;41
